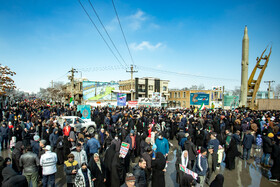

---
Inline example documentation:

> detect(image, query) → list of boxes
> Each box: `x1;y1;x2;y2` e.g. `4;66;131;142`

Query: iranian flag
199;103;205;110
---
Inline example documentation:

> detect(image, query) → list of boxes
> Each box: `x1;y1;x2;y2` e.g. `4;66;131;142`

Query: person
68;127;76;147
49;129;59;150
56;131;64;165
205;145;217;185
181;150;189;168
86;134;100;158
104;144;116;187
155;132;169;157
179;133;188;151
111;135;121;152
12;141;24;174
71;143;88;168
133;158;147;187
183;136;197;169
0;123;9;149
151;152;166;187
255;134;262;152
242;130;255;160
120;173;136;187
64;153;79;187
224;130;239;170
210;174;224;187
269;132;280;182
88;153;106;187
111;151;126;187
142;146;153;183
261;133;274;167
40;145;57;187
1;167;28;187
125;130;136;162
19;145;40;187
31;135;40;156
75;162;93;187
180;173;195;187
194;147;208;186
63;123;71;137
0;156;4;185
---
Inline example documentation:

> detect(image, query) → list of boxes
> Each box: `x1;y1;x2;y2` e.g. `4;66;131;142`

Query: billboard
77;105;91;119
83;81;119;101
190;93;209;105
152;92;161;107
224;95;239;108
117;93;127;106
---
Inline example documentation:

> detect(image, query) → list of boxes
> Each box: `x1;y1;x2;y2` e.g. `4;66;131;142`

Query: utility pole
68;68;78;105
222;86;225;109
126;65;137;101
264;80;275;99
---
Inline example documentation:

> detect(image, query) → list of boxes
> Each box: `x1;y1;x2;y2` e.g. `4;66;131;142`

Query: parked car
56;116;96;134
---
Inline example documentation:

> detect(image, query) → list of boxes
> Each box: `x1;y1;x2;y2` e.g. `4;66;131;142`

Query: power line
77;0;125;68
136;65;239;81
111;0;135;66
87;0;128;67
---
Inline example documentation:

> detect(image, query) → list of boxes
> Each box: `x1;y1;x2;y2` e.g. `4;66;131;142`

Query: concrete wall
257;99;280;110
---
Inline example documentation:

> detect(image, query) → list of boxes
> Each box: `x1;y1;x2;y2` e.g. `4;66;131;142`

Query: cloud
130;41;163;51
127;10;147;30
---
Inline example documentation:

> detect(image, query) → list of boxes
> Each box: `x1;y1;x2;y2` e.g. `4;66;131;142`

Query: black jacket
262;136;273;154
19;151;39;174
133;164;147;187
2;167;28;187
184;140;197;161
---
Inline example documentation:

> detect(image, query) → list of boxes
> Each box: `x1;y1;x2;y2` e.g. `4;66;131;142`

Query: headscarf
210;174;224;187
181;150;189;168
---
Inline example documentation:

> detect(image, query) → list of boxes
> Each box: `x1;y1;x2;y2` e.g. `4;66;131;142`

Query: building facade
169;89;223;108
119;77;169;101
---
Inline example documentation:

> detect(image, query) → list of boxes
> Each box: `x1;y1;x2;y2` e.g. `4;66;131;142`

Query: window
183;92;186;98
174;92;177;98
178;92;181;98
163;86;167;91
149;85;153;91
78;118;85;123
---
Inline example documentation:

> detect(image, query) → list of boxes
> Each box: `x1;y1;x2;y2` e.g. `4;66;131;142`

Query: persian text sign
179;164;198;179
190;93;209;105
120;142;130;158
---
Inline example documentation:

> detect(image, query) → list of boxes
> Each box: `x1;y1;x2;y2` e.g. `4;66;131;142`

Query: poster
117;93;127;106
152;92;161;107
128;101;138;108
77;105;91;119
190;93;209;105
179;164;198;179
120;142;130;158
83;81;119;101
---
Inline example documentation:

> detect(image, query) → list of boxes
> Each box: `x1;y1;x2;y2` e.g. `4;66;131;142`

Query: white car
56;116;96;134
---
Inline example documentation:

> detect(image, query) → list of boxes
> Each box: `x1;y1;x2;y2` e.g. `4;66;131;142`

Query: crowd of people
0;100;279;187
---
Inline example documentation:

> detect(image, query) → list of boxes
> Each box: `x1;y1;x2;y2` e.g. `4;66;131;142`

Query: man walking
133;158;147;187
40;145;57;187
19;145;40;187
242;130;254;160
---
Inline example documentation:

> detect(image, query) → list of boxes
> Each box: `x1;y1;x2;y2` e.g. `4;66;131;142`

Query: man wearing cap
40;145;57;187
31;135;40;156
261;133;274;167
120;173;136;187
205;145;217;185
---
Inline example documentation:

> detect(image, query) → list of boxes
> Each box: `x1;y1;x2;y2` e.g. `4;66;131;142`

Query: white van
56;116;96;134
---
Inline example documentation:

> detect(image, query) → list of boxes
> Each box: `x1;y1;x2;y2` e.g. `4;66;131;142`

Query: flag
69;97;74;106
199;103;205;110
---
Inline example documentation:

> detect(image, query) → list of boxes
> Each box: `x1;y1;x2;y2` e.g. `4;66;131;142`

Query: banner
120;142;130;158
152;92;161;107
77;105;91;119
83;81;119;101
190;93;209;105
179;164;198;179
117;93;127;106
128;101;138;108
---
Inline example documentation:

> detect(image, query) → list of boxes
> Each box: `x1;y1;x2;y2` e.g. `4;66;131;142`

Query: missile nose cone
244;26;248;34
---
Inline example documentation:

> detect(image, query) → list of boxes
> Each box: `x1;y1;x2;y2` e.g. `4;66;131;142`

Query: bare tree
0;64;16;95
232;86;241;96
190;85;198;90
275;84;280;98
198;84;205;90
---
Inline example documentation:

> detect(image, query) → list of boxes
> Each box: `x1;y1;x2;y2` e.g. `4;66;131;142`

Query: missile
239;26;249;107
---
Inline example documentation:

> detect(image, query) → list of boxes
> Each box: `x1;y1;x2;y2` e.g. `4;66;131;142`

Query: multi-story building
169;89;223;108
119;77;169;101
